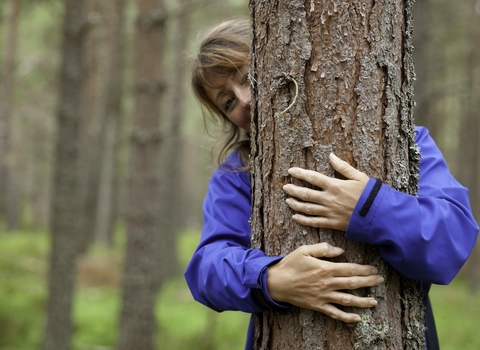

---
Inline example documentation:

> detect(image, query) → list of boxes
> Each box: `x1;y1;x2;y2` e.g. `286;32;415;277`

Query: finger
286;197;325;216
301;242;345;259
329;153;367;182
283;183;323;203
292;213;338;230
324;261;380;277
330;275;385;290
317;303;362;323
327;291;378;309
287;167;329;189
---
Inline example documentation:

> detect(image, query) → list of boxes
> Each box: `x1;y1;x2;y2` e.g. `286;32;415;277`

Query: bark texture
249;0;424;348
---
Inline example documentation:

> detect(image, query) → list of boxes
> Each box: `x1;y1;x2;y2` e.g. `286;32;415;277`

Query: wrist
266;262;284;303
261;262;291;310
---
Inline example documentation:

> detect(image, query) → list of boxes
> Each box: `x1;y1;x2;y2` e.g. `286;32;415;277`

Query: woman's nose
238;87;251;109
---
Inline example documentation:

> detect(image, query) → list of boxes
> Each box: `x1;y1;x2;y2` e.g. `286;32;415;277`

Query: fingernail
333;247;345;254
376;276;384;284
369;299;378;306
353;315;361;322
371;267;379;275
286;198;292;205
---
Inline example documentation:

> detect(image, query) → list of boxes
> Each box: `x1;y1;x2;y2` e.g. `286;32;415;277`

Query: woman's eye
225;97;234;111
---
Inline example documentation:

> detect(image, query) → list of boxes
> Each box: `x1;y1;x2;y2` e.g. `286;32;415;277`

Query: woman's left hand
283;153;369;231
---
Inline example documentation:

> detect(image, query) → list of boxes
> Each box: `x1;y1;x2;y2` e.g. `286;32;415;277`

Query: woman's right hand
266;242;383;323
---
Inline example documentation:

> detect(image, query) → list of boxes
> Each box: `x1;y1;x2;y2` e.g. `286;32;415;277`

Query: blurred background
0;0;478;349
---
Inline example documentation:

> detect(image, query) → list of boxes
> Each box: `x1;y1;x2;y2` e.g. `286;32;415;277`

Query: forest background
0;0;479;349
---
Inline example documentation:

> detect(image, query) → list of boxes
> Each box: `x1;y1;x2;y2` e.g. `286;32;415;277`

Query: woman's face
204;64;251;132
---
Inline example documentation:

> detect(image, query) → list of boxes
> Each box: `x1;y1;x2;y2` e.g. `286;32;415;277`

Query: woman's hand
273;155;379;322
266;242;383;323
283;153;369;231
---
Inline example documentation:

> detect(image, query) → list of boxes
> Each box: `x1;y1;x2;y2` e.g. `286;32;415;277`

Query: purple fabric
184;126;479;349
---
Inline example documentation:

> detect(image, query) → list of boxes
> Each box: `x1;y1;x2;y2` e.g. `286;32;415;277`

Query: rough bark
249;0;424;349
0;0;21;231
117;0;166;349
41;0;87;349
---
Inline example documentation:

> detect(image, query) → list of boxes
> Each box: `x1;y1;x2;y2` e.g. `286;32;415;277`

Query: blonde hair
191;19;251;169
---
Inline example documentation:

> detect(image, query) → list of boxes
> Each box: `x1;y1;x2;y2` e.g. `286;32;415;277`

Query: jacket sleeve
184;163;286;313
346;126;479;284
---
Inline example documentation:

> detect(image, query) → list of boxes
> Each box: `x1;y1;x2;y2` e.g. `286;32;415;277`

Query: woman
184;19;479;349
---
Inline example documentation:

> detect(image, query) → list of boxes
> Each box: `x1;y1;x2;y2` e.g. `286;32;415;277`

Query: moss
401;278;426;349
353;313;390;350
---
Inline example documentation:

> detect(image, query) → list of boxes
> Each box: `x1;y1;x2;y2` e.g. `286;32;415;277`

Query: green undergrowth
430;279;480;350
0;230;249;350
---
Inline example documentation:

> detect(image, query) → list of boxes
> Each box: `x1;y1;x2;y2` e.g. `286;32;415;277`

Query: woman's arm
346;127;478;284
284;126;479;284
184;166;282;313
185;153;383;321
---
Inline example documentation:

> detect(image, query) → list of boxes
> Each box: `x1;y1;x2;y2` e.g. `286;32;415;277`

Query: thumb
304;242;345;258
329;153;364;181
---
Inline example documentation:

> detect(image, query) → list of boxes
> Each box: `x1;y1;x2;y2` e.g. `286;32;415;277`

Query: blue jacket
184;126;479;349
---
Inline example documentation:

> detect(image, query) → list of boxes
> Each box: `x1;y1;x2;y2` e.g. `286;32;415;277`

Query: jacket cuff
346;177;386;243
255;260;291;311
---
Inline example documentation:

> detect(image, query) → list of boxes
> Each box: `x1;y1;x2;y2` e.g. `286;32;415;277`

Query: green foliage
158;231;250;350
0;231;47;350
158;279;249;350
0;230;249;350
73;288;119;350
0;229;478;350
430;280;480;350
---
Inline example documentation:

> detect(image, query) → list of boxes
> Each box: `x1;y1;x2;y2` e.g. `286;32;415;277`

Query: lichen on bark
249;0;425;348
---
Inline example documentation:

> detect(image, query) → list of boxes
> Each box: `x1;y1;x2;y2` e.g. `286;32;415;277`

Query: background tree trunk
94;0;126;247
41;0;87;349
117;0;166;349
158;0;191;286
249;0;424;348
412;0;437;136
412;0;450;149
77;0;107;254
457;0;480;292
0;0;21;232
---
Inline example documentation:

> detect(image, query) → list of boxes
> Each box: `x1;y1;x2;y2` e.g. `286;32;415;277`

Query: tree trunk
94;0;126;247
158;0;191;285
457;0;480;292
41;1;87;349
412;0;436;135
77;0;104;254
0;0;21;232
249;0;424;349
117;0;166;349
